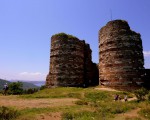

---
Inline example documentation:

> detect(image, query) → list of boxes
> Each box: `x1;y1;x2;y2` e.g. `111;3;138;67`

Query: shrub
24;88;39;94
0;106;20;120
134;88;148;101
40;85;46;90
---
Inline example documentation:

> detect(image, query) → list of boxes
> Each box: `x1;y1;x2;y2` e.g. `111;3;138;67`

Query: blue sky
0;0;150;81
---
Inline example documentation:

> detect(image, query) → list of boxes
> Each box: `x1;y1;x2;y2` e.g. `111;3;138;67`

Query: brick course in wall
99;20;145;89
46;33;99;87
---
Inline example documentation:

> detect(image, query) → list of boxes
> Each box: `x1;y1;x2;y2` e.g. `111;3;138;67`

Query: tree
8;82;23;95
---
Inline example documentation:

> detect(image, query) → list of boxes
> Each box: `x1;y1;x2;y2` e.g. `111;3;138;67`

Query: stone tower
46;33;98;87
99;20;144;89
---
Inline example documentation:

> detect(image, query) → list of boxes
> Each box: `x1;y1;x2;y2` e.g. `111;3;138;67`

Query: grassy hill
1;87;150;120
0;79;39;90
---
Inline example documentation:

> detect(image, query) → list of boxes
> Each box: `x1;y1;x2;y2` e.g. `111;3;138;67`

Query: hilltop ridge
0;79;39;90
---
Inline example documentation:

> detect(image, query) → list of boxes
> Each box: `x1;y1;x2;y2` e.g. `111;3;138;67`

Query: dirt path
0;95;78;109
120;97;137;102
95;87;118;92
112;108;146;120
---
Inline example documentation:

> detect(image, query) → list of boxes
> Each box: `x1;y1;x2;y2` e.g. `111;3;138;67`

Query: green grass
20;87;85;99
17;105;90;120
138;102;150;119
62;110;97;120
0;106;20;120
4;87;145;120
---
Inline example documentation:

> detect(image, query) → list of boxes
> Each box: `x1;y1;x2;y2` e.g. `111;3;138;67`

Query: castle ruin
46;20;149;90
46;33;99;88
99;20;145;89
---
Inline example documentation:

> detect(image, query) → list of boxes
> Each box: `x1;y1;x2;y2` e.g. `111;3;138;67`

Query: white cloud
20;72;42;76
20;72;28;75
143;51;150;57
18;72;46;81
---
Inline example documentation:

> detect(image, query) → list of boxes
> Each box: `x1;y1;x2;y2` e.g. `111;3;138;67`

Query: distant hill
25;81;45;87
20;81;39;90
0;79;39;90
0;79;11;90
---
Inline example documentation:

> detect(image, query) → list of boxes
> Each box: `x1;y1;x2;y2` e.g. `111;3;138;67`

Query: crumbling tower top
101;20;130;31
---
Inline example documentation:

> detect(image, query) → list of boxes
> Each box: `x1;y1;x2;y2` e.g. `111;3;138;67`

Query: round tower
46;33;85;87
99;20;144;89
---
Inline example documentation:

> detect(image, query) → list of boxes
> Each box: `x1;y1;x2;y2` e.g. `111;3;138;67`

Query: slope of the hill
1;87;148;120
0;79;11;90
21;81;39;89
0;79;39;90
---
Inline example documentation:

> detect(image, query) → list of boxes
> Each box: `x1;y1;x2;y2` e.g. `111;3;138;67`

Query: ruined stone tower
99;20;145;89
46;33;98;87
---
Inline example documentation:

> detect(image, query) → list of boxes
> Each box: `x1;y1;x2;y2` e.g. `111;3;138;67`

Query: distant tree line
0;81;46;95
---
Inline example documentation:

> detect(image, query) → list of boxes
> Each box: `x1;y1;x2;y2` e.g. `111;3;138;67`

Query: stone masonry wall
99;20;145;89
46;33;98;87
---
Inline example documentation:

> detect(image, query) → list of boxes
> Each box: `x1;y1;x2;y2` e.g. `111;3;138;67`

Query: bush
40;85;46;90
24;88;39;94
8;82;23;95
0;106;20;120
134;88;148;101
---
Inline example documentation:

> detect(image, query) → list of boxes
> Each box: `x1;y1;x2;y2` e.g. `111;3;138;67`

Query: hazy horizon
9;79;45;82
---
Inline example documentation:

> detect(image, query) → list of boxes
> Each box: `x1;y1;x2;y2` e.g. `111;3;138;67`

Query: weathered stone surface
99;20;145;89
46;33;99;88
